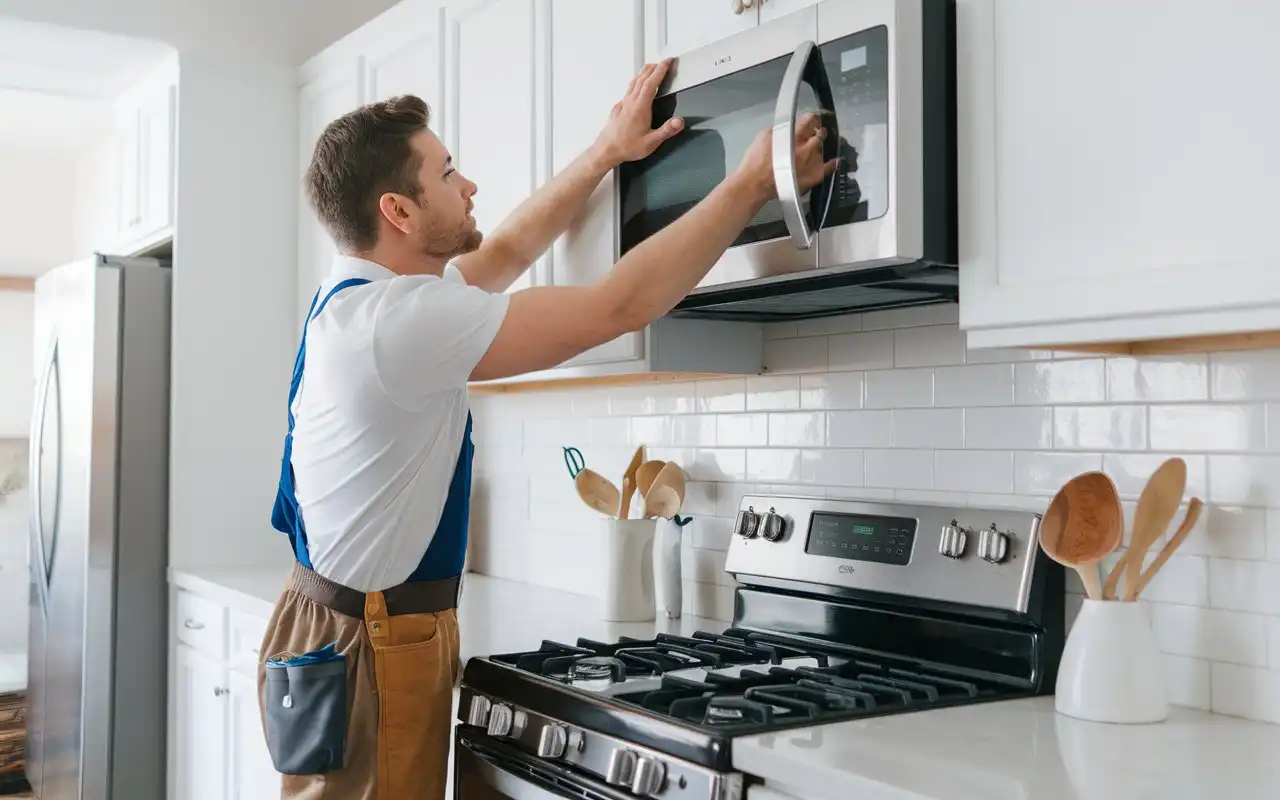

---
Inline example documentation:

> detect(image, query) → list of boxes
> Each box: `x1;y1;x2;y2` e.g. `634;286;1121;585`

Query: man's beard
419;221;482;260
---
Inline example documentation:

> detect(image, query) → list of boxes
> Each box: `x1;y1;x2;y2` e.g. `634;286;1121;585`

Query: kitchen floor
0;690;26;798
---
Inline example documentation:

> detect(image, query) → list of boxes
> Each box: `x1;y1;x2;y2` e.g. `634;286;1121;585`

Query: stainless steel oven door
815;0;928;272
454;729;636;800
617;8;840;293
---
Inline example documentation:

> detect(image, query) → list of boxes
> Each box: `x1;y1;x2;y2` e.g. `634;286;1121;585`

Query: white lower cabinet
170;590;280;800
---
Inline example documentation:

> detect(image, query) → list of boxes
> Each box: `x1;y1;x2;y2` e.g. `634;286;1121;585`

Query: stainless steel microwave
619;0;957;322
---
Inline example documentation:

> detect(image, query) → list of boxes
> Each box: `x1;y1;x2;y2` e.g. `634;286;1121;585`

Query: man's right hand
735;112;837;203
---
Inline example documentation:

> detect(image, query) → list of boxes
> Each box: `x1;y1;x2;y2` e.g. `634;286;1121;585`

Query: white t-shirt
289;254;509;591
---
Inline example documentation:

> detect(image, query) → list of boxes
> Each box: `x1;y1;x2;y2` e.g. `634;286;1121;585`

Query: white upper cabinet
296;66;362;328
758;0;823;23
645;0;760;61
112;57;177;255
447;0;539;294
549;0;646;367
958;0;1280;350
362;8;446;122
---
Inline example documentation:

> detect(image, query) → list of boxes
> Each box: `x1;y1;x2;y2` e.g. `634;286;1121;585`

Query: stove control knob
486;704;514;738
938;520;969;559
537;724;568;758
631;756;667;796
735;508;761;539
466;695;492;727
979;524;1012;564
760;509;789;542
605;748;637;787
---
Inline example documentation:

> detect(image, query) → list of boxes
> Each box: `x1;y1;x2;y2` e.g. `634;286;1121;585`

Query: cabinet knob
183;619;205;631
213;687;228;697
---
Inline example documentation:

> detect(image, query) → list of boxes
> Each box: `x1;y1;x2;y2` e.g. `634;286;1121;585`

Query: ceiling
0;0;403;65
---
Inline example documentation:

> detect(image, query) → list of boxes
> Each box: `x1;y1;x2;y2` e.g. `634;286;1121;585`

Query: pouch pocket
264;656;348;775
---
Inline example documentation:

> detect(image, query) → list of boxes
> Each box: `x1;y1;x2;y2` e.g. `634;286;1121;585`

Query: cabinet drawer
174;590;227;660
229;611;268;673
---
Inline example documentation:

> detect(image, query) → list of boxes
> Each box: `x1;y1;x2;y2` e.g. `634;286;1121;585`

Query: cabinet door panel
173;645;228;800
759;0;822;23
645;0;758;61
959;0;1280;343
227;669;280;800
550;0;644;366
297;67;363;328
451;0;538;294
364;14;446;134
140;83;176;237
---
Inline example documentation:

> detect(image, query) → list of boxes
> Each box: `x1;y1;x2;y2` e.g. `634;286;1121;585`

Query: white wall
470;304;1280;727
0;154;80;275
165;52;297;571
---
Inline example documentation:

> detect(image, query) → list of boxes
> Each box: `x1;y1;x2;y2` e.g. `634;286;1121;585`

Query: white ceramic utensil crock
653;518;683;619
600;518;656;622
1055;598;1168;724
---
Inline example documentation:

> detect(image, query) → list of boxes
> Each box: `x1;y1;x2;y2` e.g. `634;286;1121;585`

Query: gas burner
568;657;626;687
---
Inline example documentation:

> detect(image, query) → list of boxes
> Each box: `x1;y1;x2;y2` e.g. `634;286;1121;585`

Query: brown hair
305;95;431;252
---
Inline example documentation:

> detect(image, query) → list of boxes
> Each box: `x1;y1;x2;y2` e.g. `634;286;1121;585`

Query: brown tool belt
287;563;460;618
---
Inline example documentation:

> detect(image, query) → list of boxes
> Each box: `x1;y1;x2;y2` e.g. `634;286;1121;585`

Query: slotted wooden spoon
1040;472;1124;600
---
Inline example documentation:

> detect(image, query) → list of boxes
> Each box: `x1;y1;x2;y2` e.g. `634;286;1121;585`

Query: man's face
400;129;481;259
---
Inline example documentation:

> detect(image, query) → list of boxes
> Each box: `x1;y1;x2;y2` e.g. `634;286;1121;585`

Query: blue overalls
271;277;473;587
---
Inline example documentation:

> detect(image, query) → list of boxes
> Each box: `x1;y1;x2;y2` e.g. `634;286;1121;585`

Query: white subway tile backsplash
1210;560;1280;615
1014;452;1103;496
1151;605;1269;666
1015;360;1106;405
892;409;964;449
965;407;1053;450
828;410;893;448
472;317;1280;723
828;330;895;372
800;371;865;410
1150;405;1267;452
894;325;966;368
934;363;1015;407
1211;349;1280;401
935;451;1015;494
1211;663;1280;724
764;336;828;374
1054;406;1148;451
769;412;826;447
865;368;934;409
1107;356;1209;403
718;414;769;447
865;449;934;490
746;375;801;411
745;449;802;483
801;449;865;487
697;379;746;413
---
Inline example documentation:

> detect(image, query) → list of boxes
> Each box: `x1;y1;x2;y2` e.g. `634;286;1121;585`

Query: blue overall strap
271;277;372;567
405;411;474;583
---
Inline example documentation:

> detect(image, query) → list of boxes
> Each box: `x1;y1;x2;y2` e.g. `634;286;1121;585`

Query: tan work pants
258;564;460;799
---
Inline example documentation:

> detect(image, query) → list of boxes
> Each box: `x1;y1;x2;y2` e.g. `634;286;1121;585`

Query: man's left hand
594;59;685;167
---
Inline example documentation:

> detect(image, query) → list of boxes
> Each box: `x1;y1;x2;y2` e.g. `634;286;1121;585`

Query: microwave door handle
772;40;840;250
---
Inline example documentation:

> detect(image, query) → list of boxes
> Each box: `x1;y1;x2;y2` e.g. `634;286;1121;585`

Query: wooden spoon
618;446;645;520
649;461;686;509
1132;498;1202;598
1040;472;1123;600
575;468;620;517
1122;457;1187;601
636;460;666;497
644;485;683;519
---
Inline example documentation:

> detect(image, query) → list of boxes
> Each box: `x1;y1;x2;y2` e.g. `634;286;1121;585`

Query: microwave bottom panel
668;264;958;322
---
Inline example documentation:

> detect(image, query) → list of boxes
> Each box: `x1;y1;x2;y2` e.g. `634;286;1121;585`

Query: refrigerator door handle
29;335;58;611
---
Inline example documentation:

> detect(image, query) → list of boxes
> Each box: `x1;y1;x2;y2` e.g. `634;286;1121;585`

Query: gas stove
453;495;1065;800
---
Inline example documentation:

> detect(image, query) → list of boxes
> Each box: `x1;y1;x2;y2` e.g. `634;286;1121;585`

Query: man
259;58;832;799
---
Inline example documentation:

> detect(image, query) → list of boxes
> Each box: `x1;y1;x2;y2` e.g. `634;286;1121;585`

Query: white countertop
168;566;726;666
734;696;1280;800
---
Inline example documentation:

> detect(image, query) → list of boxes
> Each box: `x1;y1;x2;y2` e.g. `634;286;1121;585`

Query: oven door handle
456;731;637;800
772;39;840;250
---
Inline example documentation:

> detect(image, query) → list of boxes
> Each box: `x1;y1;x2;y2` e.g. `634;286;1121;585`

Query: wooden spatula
1122;458;1187;601
618;446;645;520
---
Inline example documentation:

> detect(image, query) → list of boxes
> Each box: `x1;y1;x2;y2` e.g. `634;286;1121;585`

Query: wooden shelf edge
0;277;35;293
468;372;743;395
1043;329;1280;357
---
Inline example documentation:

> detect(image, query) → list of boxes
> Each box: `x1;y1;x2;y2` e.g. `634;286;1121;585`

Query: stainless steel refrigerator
27;254;170;799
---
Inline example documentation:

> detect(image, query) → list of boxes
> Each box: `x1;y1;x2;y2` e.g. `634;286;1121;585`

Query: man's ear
378;193;413;235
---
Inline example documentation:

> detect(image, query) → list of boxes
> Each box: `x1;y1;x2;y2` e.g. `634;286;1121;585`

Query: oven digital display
805;512;917;565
